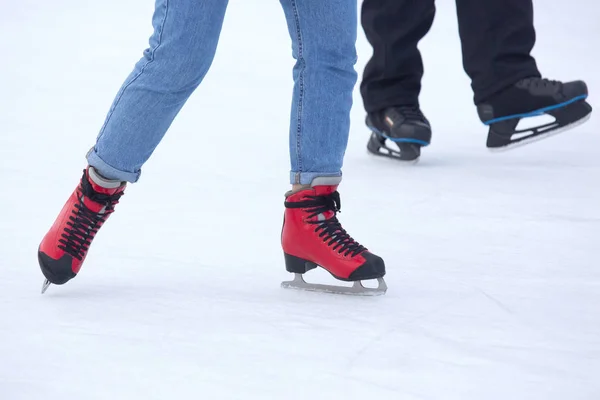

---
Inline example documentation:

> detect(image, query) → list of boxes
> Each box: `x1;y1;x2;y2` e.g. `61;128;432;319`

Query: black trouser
360;0;541;113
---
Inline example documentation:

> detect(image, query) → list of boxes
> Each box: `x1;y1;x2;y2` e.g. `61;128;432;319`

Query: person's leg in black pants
361;0;592;158
360;0;435;112
455;0;540;105
360;0;435;162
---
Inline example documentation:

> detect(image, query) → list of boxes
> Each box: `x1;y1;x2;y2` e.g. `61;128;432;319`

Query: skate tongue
310;176;341;196
87;167;124;194
312;185;338;196
316;210;335;221
310;179;341;219
80;168;125;213
285;178;341;220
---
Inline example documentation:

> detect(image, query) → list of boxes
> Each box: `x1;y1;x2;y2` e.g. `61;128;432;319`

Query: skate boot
477;77;592;150
366;105;432;163
38;167;126;293
281;178;387;295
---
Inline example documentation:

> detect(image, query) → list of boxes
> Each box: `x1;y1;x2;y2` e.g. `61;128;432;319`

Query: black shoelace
285;191;366;257
396;105;427;122
519;77;560;90
58;178;123;261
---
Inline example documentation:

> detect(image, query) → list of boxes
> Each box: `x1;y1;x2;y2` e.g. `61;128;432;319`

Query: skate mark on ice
345;292;477;371
332;374;432;400
476;288;514;315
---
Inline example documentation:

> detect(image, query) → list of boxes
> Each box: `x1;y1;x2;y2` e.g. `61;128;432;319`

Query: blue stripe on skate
369;127;430;146
386;137;430;146
483;94;588;125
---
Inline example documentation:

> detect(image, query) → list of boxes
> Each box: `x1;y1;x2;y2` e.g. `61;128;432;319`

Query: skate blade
489;113;591;153
366;132;421;164
367;149;420;165
41;279;51;294
281;273;387;296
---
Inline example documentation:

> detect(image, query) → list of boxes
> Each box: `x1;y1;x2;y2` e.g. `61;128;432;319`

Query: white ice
1;1;599;399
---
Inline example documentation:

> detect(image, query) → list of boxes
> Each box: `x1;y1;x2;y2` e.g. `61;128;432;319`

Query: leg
38;0;230;290
360;0;435;112
278;0;386;295
455;0;540;104
88;0;229;183
456;0;592;150
279;0;358;185
360;0;435;163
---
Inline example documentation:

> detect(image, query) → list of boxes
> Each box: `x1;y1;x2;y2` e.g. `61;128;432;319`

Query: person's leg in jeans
38;0;229;291
279;0;356;186
456;0;592;149
38;0;386;294
87;0;229;182
280;0;386;293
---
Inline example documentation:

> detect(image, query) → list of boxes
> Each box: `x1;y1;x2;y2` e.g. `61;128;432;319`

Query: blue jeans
86;0;357;185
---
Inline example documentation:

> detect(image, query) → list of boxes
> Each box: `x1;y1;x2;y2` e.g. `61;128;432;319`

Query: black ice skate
478;77;592;150
365;106;432;162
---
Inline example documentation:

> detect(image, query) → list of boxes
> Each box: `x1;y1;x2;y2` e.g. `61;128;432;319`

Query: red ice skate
38;167;126;293
281;181;387;295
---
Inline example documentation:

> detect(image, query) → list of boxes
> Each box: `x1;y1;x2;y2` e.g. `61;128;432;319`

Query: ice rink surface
1;1;598;399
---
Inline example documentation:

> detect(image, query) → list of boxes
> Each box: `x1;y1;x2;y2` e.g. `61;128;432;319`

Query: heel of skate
284;253;317;273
